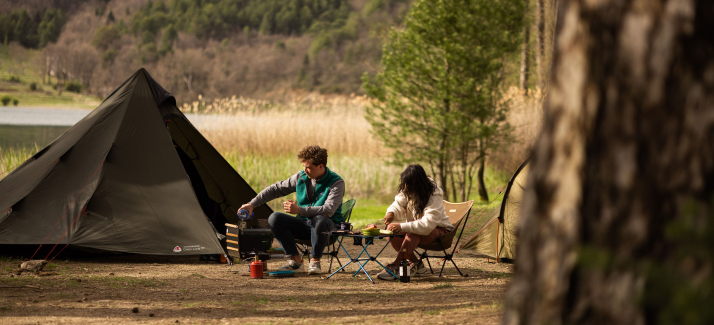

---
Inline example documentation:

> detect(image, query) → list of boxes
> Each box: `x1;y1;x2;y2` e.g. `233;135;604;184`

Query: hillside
0;0;409;104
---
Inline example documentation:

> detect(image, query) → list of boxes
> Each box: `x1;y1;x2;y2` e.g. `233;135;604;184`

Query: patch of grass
44;264;59;270
432;283;453;289
190;273;206;279
0;255;16;262
182;302;198;307
286;296;298;303
257;298;270;304
424;309;443;315
351;200;390;228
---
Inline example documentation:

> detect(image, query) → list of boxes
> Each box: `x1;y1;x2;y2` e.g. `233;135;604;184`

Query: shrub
0;95;11;106
65;80;83;93
29;82;37;91
8;75;20;83
12;98;19;106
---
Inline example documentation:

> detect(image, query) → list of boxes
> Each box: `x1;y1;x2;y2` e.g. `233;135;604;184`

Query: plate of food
361;224;381;236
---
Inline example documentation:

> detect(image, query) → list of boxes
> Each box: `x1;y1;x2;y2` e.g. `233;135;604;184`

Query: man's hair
297;145;328;166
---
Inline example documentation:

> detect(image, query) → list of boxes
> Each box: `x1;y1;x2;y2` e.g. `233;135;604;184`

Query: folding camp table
326;232;405;283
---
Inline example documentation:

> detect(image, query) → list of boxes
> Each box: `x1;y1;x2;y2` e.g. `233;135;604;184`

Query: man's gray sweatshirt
249;172;345;218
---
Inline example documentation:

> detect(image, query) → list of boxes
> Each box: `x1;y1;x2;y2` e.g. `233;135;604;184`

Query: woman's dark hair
398;164;436;218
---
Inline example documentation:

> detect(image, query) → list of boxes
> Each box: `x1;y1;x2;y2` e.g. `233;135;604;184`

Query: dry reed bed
181;93;388;157
489;87;544;171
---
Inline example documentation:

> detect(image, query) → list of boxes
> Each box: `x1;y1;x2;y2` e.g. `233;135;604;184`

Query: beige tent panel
460;159;529;262
462;212;500;258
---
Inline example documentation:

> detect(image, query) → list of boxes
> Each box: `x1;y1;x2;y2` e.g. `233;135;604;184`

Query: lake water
0;106;236;150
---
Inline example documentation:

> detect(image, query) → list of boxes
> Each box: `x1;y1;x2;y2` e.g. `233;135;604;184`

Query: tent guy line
31;159;106;261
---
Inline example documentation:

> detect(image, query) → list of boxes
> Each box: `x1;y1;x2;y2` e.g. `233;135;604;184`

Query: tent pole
496;221;500;263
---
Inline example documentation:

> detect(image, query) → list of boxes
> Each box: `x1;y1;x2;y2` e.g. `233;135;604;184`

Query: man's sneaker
276;259;303;272
377;264;398;281
307;261;322;274
411;260;428;275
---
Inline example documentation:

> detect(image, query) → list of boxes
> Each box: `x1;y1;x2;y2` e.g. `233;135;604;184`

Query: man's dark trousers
268;212;335;258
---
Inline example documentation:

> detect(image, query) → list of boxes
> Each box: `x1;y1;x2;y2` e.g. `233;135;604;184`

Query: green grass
350;200;390;228
2;143;510;235
0;45;100;109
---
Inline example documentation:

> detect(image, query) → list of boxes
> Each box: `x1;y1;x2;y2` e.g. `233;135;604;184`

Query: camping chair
415;200;474;277
295;199;356;272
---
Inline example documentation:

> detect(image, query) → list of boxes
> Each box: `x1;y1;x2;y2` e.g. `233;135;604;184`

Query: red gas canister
250;259;263;279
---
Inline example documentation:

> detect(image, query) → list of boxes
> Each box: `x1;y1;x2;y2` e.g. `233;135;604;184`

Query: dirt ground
0;239;511;325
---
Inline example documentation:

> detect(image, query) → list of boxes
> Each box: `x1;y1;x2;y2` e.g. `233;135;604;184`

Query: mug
340;222;353;231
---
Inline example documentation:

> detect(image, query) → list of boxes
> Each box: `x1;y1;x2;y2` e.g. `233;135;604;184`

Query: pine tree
363;0;524;201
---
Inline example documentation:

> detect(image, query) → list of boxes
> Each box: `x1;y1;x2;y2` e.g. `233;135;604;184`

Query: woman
378;164;453;280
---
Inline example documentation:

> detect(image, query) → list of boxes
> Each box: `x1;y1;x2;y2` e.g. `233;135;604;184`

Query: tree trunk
534;0;545;89
505;0;714;324
476;153;488;202
436;138;448;201
183;73;193;93
519;10;530;94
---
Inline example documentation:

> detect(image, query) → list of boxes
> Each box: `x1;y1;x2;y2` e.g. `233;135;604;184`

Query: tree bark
534;0;545;89
505;0;714;324
476;153;488;202
520;12;530;94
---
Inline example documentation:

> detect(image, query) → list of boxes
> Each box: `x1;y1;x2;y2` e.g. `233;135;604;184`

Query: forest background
0;0;556;223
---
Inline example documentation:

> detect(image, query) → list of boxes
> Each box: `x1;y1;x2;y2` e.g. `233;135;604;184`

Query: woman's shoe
377;263;399;281
411;260;428;275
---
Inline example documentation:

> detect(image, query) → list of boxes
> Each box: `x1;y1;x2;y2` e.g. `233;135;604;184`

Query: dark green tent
0;69;271;256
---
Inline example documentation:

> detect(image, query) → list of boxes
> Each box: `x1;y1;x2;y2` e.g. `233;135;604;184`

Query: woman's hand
386;223;402;233
283;200;299;214
384;212;395;225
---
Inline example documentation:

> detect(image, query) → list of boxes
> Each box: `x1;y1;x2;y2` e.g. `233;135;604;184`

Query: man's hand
283;199;299;214
383;212;395;225
238;203;254;215
386;223;402;233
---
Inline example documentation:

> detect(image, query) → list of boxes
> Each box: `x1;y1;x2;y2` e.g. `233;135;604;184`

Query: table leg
352;238;375;277
372;236;398;279
327;237;353;279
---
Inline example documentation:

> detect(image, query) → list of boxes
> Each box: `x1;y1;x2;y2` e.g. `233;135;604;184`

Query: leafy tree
159;24;178;55
0;14;12;45
363;0;524;201
11;9;39;48
91;25;121;51
38;9;65;48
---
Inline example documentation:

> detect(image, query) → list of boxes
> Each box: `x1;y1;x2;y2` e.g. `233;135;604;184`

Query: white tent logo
173;246;182;253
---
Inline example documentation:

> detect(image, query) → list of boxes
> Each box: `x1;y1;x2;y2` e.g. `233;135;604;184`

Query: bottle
250;258;263;279
399;249;410;283
238;209;254;221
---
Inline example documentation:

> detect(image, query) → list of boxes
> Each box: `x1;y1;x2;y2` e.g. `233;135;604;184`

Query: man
239;145;345;274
